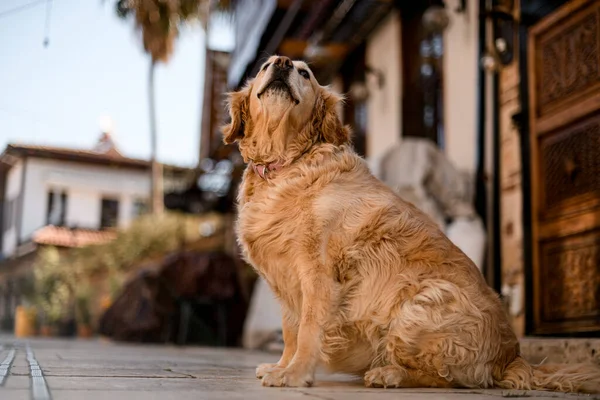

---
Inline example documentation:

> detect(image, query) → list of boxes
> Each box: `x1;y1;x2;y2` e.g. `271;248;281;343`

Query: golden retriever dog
223;55;600;392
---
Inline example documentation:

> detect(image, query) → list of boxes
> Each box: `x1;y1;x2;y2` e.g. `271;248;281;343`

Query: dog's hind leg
364;365;454;388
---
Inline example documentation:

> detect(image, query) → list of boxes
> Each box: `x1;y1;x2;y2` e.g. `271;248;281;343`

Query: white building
0;134;158;259
0;133;195;329
0;133;196;260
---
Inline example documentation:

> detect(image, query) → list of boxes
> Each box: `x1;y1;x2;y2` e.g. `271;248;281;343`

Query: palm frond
112;0;237;62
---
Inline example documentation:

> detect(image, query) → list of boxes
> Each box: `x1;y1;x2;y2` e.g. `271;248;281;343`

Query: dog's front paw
256;363;279;379
261;366;314;387
364;366;406;388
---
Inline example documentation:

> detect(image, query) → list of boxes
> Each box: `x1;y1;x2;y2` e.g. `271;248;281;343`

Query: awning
227;0;278;88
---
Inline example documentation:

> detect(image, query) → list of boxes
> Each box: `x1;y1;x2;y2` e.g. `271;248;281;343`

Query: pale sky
0;0;233;167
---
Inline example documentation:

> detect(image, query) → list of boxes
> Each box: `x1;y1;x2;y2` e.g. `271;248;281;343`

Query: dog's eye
298;69;310;80
261;63;270;72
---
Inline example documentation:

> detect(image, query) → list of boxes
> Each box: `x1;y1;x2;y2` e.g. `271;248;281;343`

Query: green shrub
31;212;212;324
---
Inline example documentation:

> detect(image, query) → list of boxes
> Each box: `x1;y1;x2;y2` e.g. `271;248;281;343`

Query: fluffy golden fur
223;55;600;392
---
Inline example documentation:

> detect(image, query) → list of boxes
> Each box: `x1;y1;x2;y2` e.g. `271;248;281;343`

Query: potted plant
37;311;54;337
36;296;63;337
75;286;93;338
14;275;37;338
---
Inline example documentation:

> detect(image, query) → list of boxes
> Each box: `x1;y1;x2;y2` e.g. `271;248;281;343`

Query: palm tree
113;0;235;214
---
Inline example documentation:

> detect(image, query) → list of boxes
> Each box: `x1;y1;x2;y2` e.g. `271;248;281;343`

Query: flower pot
57;318;76;337
100;294;112;311
39;325;55;337
14;306;36;338
77;324;93;338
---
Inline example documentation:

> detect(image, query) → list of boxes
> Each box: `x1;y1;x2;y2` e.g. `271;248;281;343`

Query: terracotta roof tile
32;226;117;248
4;143;191;172
5;144;149;169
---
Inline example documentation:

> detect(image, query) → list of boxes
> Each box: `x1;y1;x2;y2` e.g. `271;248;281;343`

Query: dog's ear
222;83;252;144
313;87;351;146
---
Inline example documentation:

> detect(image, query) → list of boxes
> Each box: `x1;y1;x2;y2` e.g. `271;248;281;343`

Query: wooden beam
277;0;317;11
279;39;349;61
279;39;307;58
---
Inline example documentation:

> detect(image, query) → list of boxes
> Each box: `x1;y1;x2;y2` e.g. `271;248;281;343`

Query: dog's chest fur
236;176;314;312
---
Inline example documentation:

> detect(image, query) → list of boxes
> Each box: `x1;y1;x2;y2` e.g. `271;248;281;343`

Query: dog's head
222;55;350;163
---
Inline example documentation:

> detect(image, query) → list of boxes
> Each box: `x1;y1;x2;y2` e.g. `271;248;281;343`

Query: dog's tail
494;356;600;393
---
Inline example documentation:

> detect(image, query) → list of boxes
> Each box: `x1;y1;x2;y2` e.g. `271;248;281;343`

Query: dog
222;55;600;392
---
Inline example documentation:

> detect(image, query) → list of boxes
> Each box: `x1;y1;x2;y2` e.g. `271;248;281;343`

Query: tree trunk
149;59;164;214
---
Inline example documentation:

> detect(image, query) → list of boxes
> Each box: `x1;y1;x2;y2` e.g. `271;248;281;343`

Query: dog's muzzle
258;69;299;104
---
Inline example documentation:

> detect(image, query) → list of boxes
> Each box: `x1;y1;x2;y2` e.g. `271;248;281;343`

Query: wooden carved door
528;0;600;334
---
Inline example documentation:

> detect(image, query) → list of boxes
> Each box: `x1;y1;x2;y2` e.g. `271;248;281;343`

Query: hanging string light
0;0;46;19
43;0;53;47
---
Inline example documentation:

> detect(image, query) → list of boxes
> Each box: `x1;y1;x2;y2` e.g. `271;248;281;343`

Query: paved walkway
0;336;596;400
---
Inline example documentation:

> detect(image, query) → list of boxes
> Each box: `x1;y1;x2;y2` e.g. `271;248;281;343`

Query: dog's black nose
273;56;293;70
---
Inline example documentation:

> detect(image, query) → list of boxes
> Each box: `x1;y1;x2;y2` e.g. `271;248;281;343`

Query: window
100;198;119;228
132;199;148;218
3;198;16;232
401;2;446;147
46;190;68;226
340;44;368;157
420;32;445;149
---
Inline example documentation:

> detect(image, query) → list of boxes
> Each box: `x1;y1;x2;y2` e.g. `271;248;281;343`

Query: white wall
66;190;102;229
19;158;150;243
118;195;135;227
443;0;479;173
361;2;478;176
365;10;402;177
2;159;24;256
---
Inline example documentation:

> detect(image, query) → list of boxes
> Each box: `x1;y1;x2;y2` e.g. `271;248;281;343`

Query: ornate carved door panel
528;0;600;335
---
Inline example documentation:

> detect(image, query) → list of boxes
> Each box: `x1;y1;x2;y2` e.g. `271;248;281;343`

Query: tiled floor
0;336;595;400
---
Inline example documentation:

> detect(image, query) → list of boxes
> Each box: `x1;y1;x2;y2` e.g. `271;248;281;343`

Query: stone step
520;338;600;365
